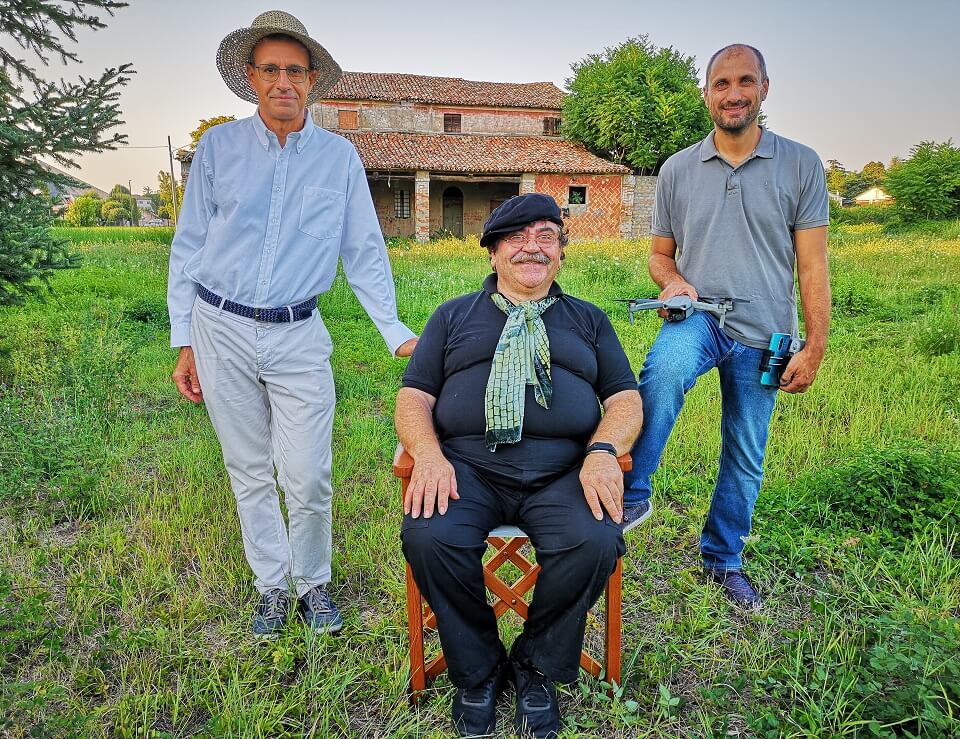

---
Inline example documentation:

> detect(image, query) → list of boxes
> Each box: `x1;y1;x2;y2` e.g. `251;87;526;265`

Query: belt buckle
253;307;262;321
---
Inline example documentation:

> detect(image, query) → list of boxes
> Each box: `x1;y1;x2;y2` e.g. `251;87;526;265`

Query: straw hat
216;10;342;106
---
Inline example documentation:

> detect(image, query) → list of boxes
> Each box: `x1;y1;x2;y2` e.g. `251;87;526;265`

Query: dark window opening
394;188;411;219
543;117;561;136
443;113;462;133
568;186;587;205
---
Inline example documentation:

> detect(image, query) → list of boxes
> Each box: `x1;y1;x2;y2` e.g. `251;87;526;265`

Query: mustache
510;252;552;265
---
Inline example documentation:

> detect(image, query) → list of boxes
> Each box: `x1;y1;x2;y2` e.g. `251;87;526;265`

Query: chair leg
605;558;623;693
406;562;427;703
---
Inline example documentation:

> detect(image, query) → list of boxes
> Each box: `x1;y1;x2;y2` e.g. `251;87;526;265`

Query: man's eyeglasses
251;64;309;83
504;232;560;247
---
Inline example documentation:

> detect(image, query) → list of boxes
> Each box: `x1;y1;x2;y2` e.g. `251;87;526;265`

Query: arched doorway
442;186;464;237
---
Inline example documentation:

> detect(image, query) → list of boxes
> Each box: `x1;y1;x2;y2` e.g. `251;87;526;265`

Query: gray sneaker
252;588;290;637
621;499;653;533
298;585;344;633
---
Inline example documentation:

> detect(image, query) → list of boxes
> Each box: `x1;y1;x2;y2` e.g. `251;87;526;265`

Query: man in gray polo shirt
621;43;830;608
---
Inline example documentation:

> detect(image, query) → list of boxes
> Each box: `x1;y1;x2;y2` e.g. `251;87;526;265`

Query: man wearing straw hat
167;10;417;637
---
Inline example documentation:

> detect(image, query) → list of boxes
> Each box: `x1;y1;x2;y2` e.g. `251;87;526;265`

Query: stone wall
630;175;657;238
314;101;560;136
428;181;519;236
367;177;416;238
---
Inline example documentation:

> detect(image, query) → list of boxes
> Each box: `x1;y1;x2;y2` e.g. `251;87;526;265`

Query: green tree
885;140;960;220
825;159;849;195
562;36;712;175
860;161;886;188
156;170;184;221
0;0;132;305
64;194;101;226
100;198;125;225
189;115;235;149
103;184;139;224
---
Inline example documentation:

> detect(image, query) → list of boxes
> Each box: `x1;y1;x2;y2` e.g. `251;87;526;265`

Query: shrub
830;202;899;226
886;140;960;221
803;442;960;542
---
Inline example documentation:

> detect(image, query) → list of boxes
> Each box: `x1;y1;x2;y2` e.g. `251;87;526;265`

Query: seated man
396;193;643;739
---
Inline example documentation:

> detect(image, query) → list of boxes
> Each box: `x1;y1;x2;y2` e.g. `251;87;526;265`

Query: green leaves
1;0;131;304
563;36;712;175
886;140;960;220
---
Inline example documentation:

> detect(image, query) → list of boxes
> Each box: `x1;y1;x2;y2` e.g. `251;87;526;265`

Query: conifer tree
0;0;132;305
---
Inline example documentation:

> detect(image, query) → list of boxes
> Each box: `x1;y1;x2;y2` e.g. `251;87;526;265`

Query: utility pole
167;136;179;226
128;178;133;226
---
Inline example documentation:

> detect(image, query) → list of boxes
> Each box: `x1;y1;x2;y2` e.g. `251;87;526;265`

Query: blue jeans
624;313;778;571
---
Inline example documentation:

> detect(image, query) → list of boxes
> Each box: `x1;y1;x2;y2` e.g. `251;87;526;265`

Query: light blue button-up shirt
167;112;415;352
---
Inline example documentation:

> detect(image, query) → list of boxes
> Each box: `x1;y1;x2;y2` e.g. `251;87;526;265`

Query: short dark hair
248;33;315;69
704;44;767;85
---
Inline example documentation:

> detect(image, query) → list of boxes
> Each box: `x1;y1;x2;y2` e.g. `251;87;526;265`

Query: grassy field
1;224;958;738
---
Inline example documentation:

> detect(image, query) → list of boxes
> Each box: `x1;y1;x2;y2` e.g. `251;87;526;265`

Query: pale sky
31;0;960;194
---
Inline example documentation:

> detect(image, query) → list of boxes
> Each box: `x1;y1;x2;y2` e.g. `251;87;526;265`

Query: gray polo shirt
652;128;829;348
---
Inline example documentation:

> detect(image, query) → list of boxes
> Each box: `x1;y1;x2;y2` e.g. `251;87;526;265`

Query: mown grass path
2;225;959;737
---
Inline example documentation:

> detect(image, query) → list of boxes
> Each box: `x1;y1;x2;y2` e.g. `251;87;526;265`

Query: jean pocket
298;186;344;240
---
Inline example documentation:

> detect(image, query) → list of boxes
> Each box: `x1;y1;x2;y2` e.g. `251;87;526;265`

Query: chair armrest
393;446;414;479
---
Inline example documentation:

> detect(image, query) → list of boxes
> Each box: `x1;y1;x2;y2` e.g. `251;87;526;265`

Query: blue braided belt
197;285;316;323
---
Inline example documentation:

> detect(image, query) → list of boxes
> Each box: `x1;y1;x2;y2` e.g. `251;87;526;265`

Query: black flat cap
480;193;563;247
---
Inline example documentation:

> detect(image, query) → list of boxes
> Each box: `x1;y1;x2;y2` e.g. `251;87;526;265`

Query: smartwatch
585;442;618;458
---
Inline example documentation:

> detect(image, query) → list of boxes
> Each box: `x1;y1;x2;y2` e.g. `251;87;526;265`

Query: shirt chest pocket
299;186;345;240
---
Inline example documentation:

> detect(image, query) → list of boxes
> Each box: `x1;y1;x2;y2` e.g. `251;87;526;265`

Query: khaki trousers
191;297;336;596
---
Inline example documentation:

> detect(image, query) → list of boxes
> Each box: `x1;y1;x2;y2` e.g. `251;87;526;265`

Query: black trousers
401;453;625;688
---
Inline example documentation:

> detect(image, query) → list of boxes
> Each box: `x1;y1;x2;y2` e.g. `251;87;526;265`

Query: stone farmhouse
178;72;656;241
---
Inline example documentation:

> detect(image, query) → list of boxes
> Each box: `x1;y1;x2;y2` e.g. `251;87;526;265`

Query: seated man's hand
405;452;459;519
580;453;623;523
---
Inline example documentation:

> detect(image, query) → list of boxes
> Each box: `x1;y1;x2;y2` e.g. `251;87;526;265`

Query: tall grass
1;224;958;737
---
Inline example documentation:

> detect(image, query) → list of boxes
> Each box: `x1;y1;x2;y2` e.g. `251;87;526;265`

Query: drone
622;295;740;329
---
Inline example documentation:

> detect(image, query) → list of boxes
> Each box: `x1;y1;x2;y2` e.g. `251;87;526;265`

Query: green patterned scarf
484;293;557;451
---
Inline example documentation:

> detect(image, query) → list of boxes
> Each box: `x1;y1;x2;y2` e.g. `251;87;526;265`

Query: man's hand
580;452;623;523
172;346;203;403
657;279;699;319
395;337;418;358
779;347;824;394
404;452;459;519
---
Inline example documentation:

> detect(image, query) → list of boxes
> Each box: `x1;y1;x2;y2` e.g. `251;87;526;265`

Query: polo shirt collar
482;272;564;300
251;109;315;152
700;127;774;162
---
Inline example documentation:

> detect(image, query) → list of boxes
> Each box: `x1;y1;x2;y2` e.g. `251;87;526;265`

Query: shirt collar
251;109;315;152
482;272;564;299
700;127;774;162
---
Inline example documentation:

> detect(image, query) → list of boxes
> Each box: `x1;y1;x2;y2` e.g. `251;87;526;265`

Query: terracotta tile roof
322;72;565;110
340;131;630;175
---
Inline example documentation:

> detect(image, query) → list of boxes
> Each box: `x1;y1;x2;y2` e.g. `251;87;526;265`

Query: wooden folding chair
393;448;631;701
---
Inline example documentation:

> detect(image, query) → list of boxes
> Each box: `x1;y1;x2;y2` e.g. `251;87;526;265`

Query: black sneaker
706;569;762;610
252;588;290;637
511;659;559;739
452;657;509;737
298;585;344;633
621;499;653;533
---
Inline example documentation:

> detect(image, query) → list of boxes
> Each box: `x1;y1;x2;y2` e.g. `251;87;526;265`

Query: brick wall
534;174;624;240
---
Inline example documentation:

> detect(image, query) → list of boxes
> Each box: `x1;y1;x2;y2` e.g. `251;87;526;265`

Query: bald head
705;44;767;86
